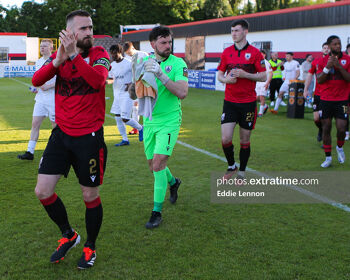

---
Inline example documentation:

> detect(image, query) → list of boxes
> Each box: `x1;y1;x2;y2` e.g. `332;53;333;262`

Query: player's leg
271;80;285;113
221;100;238;178
73;126;107;269
269;79;276;106
18;102;47;160
335;118;346;164
145;125;181;229
273;90;284;112
35;126;78;263
111;95;129;146
258;92;267;117
237;101;256;178
345;105;349;140
121;96;143;141
334;102;348;164
78;186;101;269
320;101;332;167
238;127;252;178
129;100;139;135
313;96;322;142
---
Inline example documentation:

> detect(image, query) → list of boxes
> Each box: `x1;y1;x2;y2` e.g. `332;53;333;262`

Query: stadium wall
137;24;350;71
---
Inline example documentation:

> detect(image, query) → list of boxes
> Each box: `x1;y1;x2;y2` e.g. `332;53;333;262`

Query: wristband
323;67;330;74
70;53;78;61
158;73;170;85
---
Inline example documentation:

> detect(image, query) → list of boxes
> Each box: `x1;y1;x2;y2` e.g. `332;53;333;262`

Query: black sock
239;143;251;171
222;142;235;166
40;193;72;236
346;117;349;132
84;197;103;250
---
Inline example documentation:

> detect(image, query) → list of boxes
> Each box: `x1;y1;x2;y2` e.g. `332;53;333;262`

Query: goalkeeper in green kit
142;26;188;229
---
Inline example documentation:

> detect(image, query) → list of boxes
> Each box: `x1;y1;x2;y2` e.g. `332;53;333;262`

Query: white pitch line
10;78;31;87
177;140;350;213
12;79;350;212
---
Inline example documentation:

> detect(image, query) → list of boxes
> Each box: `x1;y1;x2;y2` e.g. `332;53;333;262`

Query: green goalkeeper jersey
144;54;188;126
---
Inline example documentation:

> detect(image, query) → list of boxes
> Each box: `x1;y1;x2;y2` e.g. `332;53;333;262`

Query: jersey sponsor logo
227;63;256;74
90;175;96;182
245;53;251;60
44;57;53;66
165;65;172;73
57;76;99;96
183;67;188;77
341;59;346;65
93;58;111;70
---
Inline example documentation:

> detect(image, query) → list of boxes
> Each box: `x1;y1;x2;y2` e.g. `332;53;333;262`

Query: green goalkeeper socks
165;167;176;186
153;169;167;212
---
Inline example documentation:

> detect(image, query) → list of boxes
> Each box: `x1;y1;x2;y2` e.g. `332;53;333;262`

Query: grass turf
1;77;350;279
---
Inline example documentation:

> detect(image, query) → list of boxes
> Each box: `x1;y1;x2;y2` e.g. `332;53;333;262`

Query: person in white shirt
17;39;56;160
256;50;273;117
123;41;149;135
271;52;300;114
109;44;143;146
301;54;314;108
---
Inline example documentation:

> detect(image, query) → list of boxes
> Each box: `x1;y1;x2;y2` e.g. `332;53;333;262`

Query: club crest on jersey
245;53;251;60
165;65;172;73
341;59;346;65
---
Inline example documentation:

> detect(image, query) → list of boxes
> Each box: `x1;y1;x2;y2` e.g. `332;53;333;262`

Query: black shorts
313;95;321;112
39;126;107;187
319;100;348;120
221;100;257;130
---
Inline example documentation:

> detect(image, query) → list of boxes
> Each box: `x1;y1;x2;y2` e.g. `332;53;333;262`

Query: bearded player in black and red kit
32;10;110;269
218;19;266;179
317;35;350;168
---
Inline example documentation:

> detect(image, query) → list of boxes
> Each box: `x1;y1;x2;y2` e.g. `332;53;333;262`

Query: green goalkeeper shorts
144;125;180;160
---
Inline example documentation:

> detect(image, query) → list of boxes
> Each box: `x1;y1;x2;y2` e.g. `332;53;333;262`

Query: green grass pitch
1;77;350;279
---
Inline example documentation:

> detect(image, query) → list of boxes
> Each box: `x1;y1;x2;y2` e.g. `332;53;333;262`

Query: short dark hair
149;25;172;41
231;19;249;30
305;54;312;59
326;35;340;45
286;52;294;56
123;41;133;52
66;10;91;24
346;43;350;50
322;42;328;48
110;44;123;54
260;50;266;55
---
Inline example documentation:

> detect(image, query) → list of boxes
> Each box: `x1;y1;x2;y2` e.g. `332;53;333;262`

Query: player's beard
155;46;171;59
77;36;94;52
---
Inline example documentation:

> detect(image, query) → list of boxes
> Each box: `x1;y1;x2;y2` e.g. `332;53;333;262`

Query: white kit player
17;39;56;160
256;50;273;117
271;52;300;114
123;41;149;135
109;44;143;146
